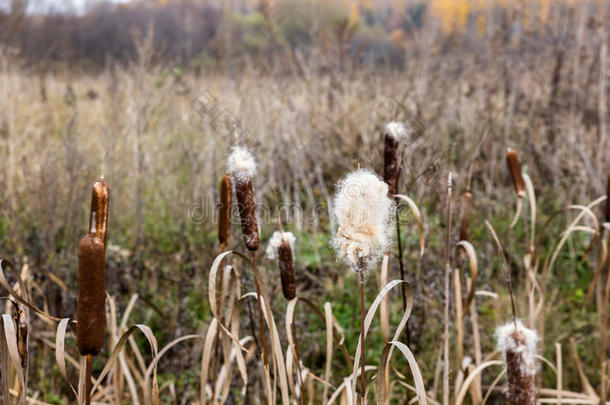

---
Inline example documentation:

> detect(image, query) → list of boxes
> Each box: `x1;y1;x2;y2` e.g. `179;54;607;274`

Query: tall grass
0;1;609;402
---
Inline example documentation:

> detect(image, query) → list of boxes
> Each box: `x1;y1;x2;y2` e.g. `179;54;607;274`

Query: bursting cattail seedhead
267;231;297;299
506;148;526;198
89;178;110;246
278;240;296;299
218;175;232;245
383;122;407;194
77;233;107;356
496;320;538;405
459;191;472;242
228;147;260;251
332;170;395;273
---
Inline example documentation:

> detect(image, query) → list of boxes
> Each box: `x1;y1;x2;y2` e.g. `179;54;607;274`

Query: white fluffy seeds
495;320;539;376
385;122;408;141
266;231;296;260
331;170;395;272
227;146;257;182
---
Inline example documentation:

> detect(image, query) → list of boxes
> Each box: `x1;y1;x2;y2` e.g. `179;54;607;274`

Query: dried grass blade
2;314;25;404
55;318;78;398
90;324;159;405
199;318;218;405
379;254;390;343
350;279;414;402
454;361;503;405
522;173;537;241
456;241;478;309
394;195;425;256
0;260;63;323
376;340;427;405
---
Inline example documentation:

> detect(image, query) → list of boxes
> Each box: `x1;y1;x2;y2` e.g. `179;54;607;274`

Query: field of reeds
0;0;609;404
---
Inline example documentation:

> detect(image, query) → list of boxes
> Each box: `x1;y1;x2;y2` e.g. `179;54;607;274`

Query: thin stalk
600;232;610;405
252;252;269;373
359;270;366;404
395;204;408;344
85;354;93;405
394;168;410;404
394;168;408;331
443;172;452;405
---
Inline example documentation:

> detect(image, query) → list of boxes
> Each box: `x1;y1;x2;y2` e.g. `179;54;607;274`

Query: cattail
332;170;396;273
266;231;296;299
459;191;472;242
332;169;395;402
382;122;408;194
227;146;260;251
605;172;610;222
218;174;232;245
89;178;109;246
76;231;106;356
496;320;539;405
506;148;525;198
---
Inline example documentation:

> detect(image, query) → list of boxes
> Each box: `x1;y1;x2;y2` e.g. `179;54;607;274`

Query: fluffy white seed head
266;230;296;260
227;146;257;182
385;122;408;141
495;320;539;376
331;170;395;273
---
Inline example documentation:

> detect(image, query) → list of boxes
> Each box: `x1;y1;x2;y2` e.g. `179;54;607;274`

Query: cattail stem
252;252;269;373
443;173;452;405
393;168;409;346
359;270;366;404
600;234;610;405
85;354;93;405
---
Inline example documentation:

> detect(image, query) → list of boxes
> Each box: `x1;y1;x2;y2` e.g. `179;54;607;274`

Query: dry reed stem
251;252;270;396
606;172;610;222
453;267;464;366
443;172;452;405
85;354;93;405
606;172;610;223
219;175;232;245
600;234;610;405
359;269;366;404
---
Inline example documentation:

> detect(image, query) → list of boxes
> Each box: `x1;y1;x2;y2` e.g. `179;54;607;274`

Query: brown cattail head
506;148;525;198
218;175;232;245
459;191;473;242
605;172;610;222
278;240;296;300
77;233;106;356
235;179;260;251
228;147;260;251
382;122;407;194
89;178;110;246
496;321;538;405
